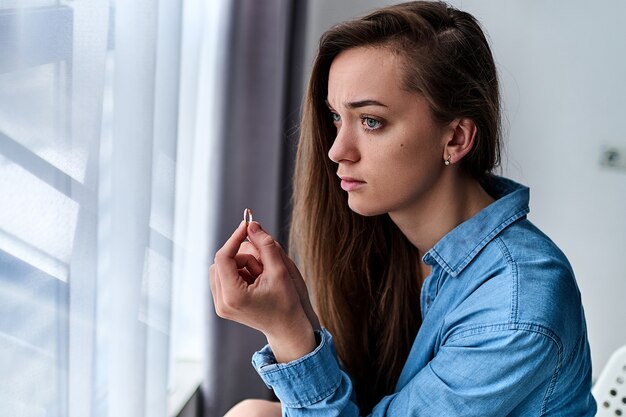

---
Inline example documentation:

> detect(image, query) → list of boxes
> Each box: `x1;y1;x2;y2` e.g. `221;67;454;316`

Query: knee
223;399;281;417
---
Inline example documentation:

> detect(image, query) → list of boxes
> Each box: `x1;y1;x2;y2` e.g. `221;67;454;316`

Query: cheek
381;143;428;175
375;143;440;190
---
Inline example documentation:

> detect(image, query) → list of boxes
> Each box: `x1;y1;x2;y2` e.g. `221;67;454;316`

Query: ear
442;118;477;165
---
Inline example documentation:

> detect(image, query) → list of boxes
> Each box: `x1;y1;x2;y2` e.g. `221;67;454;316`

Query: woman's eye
362;116;382;130
331;112;341;123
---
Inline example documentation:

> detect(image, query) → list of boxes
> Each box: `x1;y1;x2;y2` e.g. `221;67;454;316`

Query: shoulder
474;218;586;351
496;219;581;317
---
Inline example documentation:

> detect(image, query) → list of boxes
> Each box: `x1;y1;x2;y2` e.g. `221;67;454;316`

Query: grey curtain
204;0;308;416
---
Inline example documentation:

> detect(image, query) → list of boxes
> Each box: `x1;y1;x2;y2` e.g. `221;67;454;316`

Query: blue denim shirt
252;176;596;416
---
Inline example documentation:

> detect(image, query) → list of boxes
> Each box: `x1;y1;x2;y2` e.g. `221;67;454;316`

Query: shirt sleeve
251;324;560;416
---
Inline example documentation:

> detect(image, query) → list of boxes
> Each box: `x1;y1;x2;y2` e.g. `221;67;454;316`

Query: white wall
305;0;626;380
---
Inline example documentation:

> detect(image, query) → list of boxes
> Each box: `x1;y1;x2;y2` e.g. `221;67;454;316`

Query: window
0;1;218;415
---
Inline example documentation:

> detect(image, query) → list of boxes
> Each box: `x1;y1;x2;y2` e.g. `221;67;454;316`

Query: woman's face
327;46;449;217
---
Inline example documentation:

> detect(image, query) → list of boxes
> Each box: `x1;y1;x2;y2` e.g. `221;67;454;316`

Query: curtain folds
205;0;306;415
0;1;206;416
0;0;306;415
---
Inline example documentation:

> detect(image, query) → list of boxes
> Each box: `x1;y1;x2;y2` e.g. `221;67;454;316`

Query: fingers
212;225;246;321
274;241;304;285
212;251;261;295
238;268;257;285
234;253;263;277
211;220;266;299
239;240;260;260
214;221;249;292
277;246;298;281
210;220;315;336
209;264;224;317
215;221;247;260
246;221;285;272
211;258;247;318
209;264;217;298
276;246;321;330
280;249;300;281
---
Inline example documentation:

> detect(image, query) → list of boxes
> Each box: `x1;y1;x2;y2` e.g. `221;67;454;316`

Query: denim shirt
251;176;596;416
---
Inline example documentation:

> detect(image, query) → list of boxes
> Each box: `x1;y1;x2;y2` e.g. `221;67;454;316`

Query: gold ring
243;208;253;226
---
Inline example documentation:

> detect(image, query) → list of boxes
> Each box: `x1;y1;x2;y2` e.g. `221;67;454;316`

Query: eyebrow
325;99;388;110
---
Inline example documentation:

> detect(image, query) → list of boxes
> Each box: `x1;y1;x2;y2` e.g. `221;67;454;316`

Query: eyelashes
330;112;384;132
361;116;382;131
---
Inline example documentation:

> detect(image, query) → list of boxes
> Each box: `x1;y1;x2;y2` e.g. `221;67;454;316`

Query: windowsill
168;359;204;417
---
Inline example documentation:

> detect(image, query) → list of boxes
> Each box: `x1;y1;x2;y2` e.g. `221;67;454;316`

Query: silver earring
444;154;452;166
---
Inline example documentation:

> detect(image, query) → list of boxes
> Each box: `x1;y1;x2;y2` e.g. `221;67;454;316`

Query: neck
390;172;494;257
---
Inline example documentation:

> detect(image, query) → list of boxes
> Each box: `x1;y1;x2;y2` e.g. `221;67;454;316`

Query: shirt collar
423;175;530;277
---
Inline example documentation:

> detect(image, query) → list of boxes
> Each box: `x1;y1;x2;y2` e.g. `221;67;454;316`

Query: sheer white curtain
0;1;223;416
173;0;231;415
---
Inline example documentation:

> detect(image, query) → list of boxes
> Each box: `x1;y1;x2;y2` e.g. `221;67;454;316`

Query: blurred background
0;1;624;416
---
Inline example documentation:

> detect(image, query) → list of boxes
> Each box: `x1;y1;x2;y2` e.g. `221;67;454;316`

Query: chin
347;198;387;217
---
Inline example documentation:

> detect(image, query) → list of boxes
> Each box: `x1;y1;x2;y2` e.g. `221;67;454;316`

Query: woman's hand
209;220;317;363
276;244;321;331
236;232;321;332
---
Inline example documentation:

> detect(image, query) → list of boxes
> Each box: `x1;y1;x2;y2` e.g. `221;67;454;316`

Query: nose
328;126;359;163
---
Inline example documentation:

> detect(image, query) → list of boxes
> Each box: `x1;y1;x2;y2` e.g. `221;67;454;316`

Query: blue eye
331;112;341;123
361;116;382;130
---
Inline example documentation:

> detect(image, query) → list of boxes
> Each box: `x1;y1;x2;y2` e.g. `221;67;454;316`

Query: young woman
210;2;596;416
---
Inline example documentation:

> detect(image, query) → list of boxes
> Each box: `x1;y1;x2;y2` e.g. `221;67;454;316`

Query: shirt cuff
251;328;341;408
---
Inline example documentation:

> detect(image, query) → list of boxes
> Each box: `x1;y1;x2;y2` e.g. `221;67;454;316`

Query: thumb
246;221;284;270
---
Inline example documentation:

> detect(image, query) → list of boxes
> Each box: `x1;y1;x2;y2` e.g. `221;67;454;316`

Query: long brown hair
289;1;501;413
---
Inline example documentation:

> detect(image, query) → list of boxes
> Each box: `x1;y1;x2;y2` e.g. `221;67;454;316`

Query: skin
328;46;494;271
209;220;318;364
212;46;495;416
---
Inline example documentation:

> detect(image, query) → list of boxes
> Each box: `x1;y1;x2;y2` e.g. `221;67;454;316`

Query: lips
338;175;366;191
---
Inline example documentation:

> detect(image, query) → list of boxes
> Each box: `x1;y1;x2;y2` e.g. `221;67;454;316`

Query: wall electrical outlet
600;146;626;171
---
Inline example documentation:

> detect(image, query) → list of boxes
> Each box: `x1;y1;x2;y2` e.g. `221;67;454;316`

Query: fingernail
249;221;261;234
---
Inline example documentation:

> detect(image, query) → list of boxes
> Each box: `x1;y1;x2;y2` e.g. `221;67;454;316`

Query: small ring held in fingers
244;208;253;225
243;208;253;242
